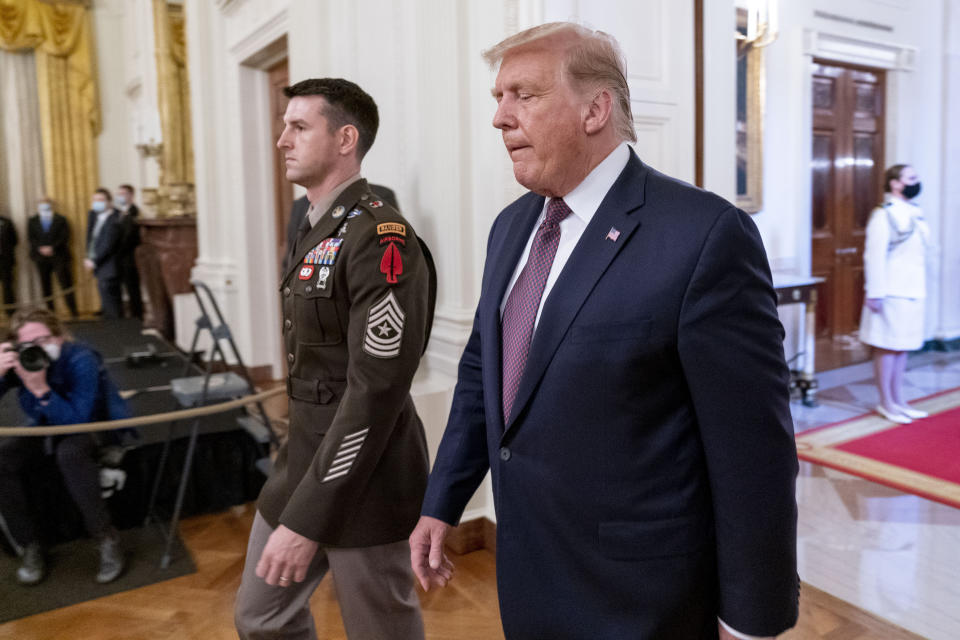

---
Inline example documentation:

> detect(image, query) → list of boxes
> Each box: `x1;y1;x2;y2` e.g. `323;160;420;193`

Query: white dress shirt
498;141;769;640
500;142;630;324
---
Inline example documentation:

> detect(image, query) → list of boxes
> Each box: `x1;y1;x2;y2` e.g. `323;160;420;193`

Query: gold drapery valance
0;0;100;311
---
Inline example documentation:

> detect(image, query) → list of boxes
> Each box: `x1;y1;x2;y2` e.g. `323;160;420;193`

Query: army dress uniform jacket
258;180;430;548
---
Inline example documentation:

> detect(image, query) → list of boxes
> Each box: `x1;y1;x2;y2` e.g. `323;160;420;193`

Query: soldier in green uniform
235;78;430;640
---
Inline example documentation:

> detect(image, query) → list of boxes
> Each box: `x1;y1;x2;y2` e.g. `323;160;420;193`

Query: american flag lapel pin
606;227;621;242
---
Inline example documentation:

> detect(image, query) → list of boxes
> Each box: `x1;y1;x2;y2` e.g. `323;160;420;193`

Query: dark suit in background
0;216;17;307
86;209;123;319
117;204;143;318
28;212;78;317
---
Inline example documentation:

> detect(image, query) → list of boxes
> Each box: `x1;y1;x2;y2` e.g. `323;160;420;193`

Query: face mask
902;182;921;199
115;195;127;207
42;342;61;362
38;204;52;215
92;200;107;213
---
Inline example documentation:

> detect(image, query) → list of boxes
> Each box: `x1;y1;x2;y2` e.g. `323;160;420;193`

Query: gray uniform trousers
234;511;424;640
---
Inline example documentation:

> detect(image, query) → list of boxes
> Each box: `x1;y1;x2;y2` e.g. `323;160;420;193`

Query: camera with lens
3;342;51;372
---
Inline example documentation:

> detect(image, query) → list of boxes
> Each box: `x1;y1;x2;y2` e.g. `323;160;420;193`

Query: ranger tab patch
364;291;405;358
376;222;406;236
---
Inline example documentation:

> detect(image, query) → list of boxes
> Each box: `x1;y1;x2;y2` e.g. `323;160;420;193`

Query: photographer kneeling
0;308;125;585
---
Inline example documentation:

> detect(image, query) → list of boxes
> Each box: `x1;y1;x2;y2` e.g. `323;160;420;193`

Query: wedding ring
279;576;290;584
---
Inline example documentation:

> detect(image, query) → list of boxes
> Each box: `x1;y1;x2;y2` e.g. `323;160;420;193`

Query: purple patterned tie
501;198;572;421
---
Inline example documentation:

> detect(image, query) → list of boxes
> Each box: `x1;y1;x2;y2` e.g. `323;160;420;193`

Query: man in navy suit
410;22;799;639
84;188;123;319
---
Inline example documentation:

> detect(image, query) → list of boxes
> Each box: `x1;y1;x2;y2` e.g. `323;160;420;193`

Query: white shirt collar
549;142;631;225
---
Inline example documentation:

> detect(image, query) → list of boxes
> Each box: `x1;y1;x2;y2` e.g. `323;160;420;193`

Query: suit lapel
479;193;545;432
503;152;648;434
282;180;369;283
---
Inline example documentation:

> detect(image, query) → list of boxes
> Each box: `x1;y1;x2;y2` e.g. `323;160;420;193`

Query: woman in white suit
860;164;930;423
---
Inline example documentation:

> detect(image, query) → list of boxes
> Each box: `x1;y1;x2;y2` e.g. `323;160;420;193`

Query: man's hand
865;297;883;314
409;515;454;591
39;246;54;257
13;360;50;398
255;524;319;587
83;258;95;271
718;620;774;640
0;343;17;377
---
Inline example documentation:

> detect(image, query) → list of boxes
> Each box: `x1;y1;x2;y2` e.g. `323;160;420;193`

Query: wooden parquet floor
0;504;921;640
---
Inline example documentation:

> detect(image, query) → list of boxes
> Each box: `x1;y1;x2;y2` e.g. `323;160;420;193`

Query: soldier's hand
409;515;454;591
255;524;319;587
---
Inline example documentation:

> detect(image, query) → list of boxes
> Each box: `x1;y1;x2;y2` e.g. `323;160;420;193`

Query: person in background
0;308;126;585
860;164;931;424
27;197;78;318
84;189;123;319
114;185;143;320
0;212;18;309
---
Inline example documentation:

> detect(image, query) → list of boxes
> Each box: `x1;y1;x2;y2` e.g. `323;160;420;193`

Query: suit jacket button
287;353;295;363
283;286;291;296
499;447;511;461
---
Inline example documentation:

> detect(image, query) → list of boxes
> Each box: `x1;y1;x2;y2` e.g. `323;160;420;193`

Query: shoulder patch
364;291;405;358
376;222;406;236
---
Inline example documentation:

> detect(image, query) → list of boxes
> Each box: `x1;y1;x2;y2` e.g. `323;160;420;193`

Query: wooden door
268;59;292;272
811;60;885;349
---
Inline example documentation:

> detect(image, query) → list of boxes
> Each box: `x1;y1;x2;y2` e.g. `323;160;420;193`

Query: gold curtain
153;0;193;186
0;0;100;311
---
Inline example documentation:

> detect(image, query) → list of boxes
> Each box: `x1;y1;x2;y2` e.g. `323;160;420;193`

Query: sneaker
96;535;125;583
16;543;45;585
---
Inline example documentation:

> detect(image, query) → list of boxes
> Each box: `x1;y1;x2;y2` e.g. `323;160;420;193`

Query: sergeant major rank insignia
364;291;405;358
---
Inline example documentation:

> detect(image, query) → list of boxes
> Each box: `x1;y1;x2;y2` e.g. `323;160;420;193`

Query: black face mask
902;182;922;199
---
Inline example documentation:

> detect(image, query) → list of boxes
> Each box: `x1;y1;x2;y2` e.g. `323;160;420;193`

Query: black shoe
16;543;45;585
96;535;125;583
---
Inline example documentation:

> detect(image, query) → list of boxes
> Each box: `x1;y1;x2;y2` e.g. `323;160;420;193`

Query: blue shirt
1;342;112;426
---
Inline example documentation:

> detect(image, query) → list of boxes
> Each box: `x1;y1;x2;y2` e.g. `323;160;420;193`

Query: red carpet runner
796;388;960;509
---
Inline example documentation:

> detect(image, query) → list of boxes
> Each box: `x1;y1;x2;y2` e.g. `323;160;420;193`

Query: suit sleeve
863;207;889;299
677;207;799;636
419;220;501;525
419;307;491;524
93;218;122;267
54;216;70;252
279;219;429;541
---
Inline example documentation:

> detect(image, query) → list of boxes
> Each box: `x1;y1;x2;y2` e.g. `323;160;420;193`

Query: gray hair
483;22;637;143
